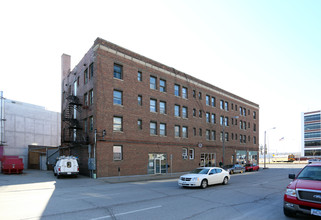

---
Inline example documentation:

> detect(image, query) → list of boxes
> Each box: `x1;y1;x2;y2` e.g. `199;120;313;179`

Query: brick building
301;110;321;157
61;37;259;178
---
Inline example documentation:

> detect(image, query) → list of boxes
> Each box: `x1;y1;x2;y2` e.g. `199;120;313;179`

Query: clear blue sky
1;0;320;153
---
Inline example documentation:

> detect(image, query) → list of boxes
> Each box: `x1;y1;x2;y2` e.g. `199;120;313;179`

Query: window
206;112;210;123
160;101;166;114
220;100;224;109
254;123;257;132
138;119;142;130
182;87;188;99
243;121;247;130
243;108;246;116
253;111;257;119
113;90;122;105
174;105;180;117
253;136;257;144
240;120;243;129
113;146;122;161
225;101;229;111
193;108;196;117
77;76;80;86
193;90;196;98
150;122;157;135
174;84;180;96
231;103;234;110
225;117;229;126
89;89;94;105
182;148;188;159
206;130;210;140
193;127;196;136
225;132;229;141
198;92;202;100
160;123;166;136
240;107;243;115
206;95;210;105
211;114;216;124
138;95;142;106
199;128;202;136
89;63;94;79
138;71;142;81
113;116;123;131
150;76;157;90
211;130;216;140
89;116;94;131
189;148;194;160
175;125;180;137
211;97;215;107
220;116;224;125
84;93;88;106
84;68;88;84
160;79;166;92
114;63;123;79
182;107;188;118
150;99;157;112
199;110;202;118
84;118;88;133
182;126;188;138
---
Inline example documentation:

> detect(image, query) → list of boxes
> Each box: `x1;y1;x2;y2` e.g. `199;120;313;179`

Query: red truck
284;163;321;217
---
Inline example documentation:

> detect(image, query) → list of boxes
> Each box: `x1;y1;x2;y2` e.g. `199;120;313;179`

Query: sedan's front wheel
222;177;229;185
200;179;208;189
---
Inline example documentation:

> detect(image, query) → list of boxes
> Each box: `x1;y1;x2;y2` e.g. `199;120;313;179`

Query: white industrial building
0;92;61;168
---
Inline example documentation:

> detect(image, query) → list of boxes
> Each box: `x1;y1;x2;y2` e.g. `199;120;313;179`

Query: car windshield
297;166;321;181
190;168;210;174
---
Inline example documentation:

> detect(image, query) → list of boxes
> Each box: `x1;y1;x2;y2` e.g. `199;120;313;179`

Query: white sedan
178;167;230;189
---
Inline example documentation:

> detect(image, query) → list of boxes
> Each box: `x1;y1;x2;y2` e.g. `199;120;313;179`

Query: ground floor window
200;153;216;167
113;146;122;161
236;150;247;164
182;148;188;159
305;149;321;156
248;151;258;164
189;148;194;160
148;153;167;174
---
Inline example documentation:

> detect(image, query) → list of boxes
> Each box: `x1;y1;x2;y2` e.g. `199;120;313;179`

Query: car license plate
67;172;71;175
311;209;321;216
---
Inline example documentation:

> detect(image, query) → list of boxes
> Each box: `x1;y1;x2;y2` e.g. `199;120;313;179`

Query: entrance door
154;158;161;174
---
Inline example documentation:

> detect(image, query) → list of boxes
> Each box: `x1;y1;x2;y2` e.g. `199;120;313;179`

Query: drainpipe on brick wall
94;129;97;178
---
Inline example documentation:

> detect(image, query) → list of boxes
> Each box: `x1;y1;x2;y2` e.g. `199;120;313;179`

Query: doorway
148;153;167;174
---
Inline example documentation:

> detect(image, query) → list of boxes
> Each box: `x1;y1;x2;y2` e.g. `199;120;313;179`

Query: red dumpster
1;156;24;174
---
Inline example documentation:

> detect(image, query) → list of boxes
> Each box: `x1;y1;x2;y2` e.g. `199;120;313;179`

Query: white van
53;156;79;178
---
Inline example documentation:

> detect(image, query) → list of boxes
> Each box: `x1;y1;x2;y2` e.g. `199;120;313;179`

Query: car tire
200;179;208;189
222;177;229;185
283;207;296;217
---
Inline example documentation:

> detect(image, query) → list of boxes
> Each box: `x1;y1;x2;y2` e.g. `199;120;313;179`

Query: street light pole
263;127;276;169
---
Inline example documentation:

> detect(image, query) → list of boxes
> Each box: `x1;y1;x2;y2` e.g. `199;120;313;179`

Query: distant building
61;37;259;177
0;94;61;167
302;110;321;157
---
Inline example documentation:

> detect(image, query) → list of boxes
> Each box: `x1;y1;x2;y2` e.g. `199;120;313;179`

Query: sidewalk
97;172;186;184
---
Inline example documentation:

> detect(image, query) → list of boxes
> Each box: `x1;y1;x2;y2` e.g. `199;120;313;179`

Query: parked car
284;162;321;217
244;163;259;172
308;158;321;164
223;164;245;174
53;156;79;178
178;167;230;189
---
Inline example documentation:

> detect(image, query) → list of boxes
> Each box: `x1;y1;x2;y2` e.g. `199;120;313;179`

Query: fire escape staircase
62;95;87;144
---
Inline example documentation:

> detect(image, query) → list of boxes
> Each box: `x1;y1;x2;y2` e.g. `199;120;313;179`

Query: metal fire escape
62;95;87;144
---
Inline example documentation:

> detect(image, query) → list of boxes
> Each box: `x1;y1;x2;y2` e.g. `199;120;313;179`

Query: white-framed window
150;76;157;90
113;145;122;160
175;125;180;137
182;148;188;160
189;148;194;160
160;123;166;136
182;126;188;138
182;106;188;118
206;95;210;105
160;101;166;114
174;105;180;117
150;99;157;112
182;87;188;99
113;90;123;105
160;79;166;92
113;116;123;131
150;121;157;135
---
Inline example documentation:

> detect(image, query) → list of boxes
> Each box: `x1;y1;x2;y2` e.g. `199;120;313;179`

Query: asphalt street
0;163;319;220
